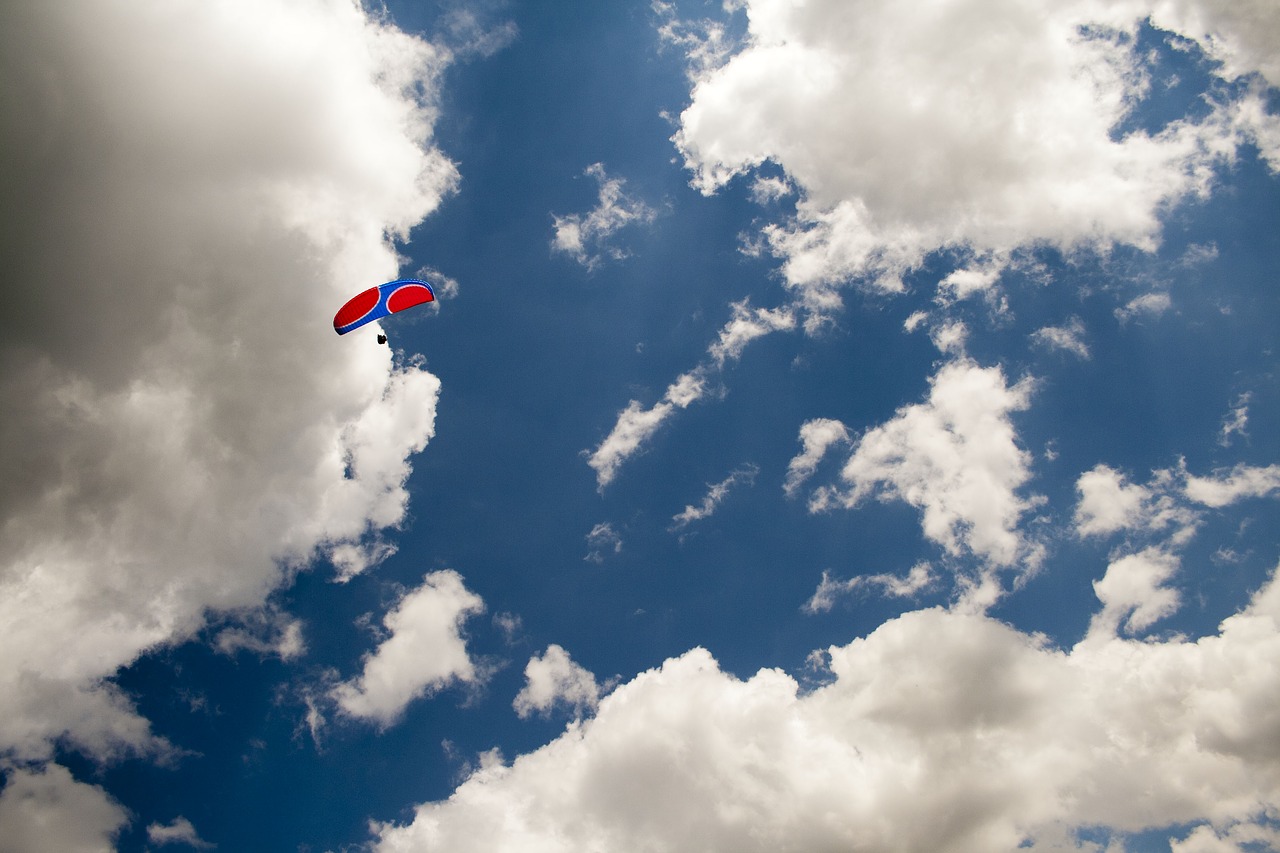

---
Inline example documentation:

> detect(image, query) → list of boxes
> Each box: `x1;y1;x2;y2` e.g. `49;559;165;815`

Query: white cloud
332;571;486;728
585;522;624;564
707;301;796;367
929;319;969;356
147;816;214;849
0;0;454;764
213;608;306;661
802;360;1038;569
1074;465;1158;537
372;563;1280;852
803;562;935;613
1170;821;1280;853
0;763;128;853
513;645;602;720
1032;317;1091;360
668;0;1247;306
1218;393;1251;447
1185;464;1280;508
1115;291;1173;323
588;298;796;489
586;392;686;491
670;464;759;531
1073;464;1200;542
551;163;659;270
1146;0;1280;87
783;418;852;497
937;265;1002;304
902;311;930;333
1088;547;1182;637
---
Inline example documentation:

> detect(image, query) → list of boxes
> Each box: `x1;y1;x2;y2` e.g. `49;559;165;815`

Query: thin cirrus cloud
0;0;455;771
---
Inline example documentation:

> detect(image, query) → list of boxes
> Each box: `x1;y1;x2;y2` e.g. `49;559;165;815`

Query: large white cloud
0;765;128;853
666;0;1276;304
0;0;454;763
372;563;1280;852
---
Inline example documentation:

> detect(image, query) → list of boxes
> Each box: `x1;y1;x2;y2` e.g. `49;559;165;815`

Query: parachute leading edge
334;279;435;335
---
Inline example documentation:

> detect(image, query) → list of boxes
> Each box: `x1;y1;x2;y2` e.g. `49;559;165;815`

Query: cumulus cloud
371;563;1280;852
801;360;1038;570
666;0;1256;307
1089;547;1182;637
551;163;659;270
803;562;935;613
513;645;602;720
0;764;128;853
0;0;454;768
670;464;759;531
332;571;486;728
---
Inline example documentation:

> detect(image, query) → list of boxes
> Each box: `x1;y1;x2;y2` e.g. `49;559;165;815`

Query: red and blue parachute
333;279;435;335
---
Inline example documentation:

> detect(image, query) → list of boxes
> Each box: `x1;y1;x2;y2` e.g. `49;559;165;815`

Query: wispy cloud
803;562;935;613
588;300;795;489
783;418;852;498
551;163;659;270
1031;317;1091;359
584;522;623;564
1114;292;1172;323
1218;392;1252;447
147;816;215;850
670;464;759;531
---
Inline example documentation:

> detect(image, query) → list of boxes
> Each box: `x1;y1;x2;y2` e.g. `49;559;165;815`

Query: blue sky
2;1;1279;851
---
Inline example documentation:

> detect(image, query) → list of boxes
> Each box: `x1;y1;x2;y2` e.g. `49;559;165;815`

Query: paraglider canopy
333;278;435;336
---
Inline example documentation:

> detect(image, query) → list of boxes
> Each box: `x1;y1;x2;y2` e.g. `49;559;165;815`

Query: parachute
333;278;435;336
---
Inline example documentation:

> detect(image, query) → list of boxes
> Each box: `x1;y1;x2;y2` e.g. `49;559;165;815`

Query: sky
1;0;1279;851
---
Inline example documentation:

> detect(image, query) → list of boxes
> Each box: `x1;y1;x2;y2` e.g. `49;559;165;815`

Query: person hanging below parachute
333;278;435;344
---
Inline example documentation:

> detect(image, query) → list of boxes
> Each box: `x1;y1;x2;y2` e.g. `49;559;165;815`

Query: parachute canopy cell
333;279;435;335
